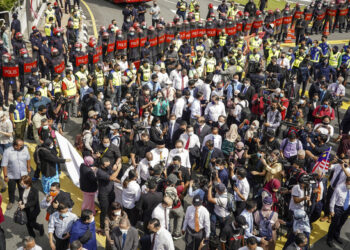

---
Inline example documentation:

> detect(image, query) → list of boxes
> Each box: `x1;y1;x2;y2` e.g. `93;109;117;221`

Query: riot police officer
27;67;40;88
39;37;51;79
50;47;65;77
12;32;27;59
51;28;67;63
71;42;87;74
66;21;77;50
101;32;110;62
2;53;18;106
128;27;140;64
18;48;37;92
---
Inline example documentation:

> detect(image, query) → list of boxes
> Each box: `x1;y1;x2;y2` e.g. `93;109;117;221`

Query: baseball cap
192;194;202;206
109;123;120;130
88;110;98;118
216;183;226;193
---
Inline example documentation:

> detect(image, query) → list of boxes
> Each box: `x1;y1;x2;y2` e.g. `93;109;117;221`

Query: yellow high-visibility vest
45;9;56;23
219;34;227;47
95;70;104;87
329;51;341;68
73;17;80;30
53;80;62;94
44;23;52;37
111;70;122;86
64;77;77;96
140;66;151;82
206;58;216;73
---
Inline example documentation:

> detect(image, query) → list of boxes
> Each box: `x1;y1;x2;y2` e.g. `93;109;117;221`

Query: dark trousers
210;213;229;236
3;81;17;106
54;234;70;250
98;191;115;229
185;227;204;250
74;0;80;7
323;186;334;216
26;213;42;237
0;226;5;250
8;179;24;203
310;200;323;224
124;206;138;226
234;201;246;217
327;205;350;241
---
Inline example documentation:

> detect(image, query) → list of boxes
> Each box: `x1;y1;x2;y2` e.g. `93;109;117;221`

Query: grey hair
22;236;35;247
297;149;305;157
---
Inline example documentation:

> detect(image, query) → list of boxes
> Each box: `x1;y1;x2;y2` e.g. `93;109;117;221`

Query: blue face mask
215;166;221;170
323;104;328;109
60;212;68;218
257;152;262;158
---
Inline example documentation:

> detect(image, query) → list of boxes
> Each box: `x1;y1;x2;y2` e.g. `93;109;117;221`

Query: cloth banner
56;132;82;187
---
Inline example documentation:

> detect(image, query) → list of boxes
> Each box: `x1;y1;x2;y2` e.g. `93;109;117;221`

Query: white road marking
171;9;177;14
164;0;177;4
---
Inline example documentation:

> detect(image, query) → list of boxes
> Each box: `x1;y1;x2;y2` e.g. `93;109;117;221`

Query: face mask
23;54;28;58
215;166;221;170
257;153;262;158
99;94;104;99
299;99;305;105
103;143;110;148
188;131;193;136
130;32;135;36
144;113;149;117
156;123;161;127
3;59;8;63
255;36;259;40
280;94;284;98
114;210;121;216
218;122;224;126
76;48;80;52
157;95;162;98
20;184;27;189
322;121;329;125
170;120;175;124
43;125;49;130
323;105;328;109
57;33;61;37
60;212;68;218
120;228;128;234
177;148;183;153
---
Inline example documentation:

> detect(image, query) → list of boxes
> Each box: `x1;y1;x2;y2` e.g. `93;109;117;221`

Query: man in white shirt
238;237;264;250
327;177;350;247
148;218;175;250
137;152;154;185
228;165;250;216
17;236;43;250
150;142;169;166
182;195;210;250
162;81;176;102
190;92;203;124
288;177;311;212
179;126;201;151
166;140;191;169
158;67;170;88
172;91;186;120
200;79;212;102
204;95;226;123
328;76;346;98
169;64;183;90
277;51;291;70
152;197;173;230
207;182;231;237
202;127;222;150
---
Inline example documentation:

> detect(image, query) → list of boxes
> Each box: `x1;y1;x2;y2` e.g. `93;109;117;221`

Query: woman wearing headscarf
243;120;260;156
79;156;98;215
262;179;281;212
254;196;281;250
38;138;70;194
221;124;241;157
231;141;247;167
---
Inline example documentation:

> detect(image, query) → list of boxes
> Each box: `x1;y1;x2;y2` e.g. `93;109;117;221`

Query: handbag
14;208;27;225
79;226;92;244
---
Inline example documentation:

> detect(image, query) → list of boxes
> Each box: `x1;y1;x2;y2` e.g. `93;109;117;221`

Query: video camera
330;95;342;108
299;173;318;185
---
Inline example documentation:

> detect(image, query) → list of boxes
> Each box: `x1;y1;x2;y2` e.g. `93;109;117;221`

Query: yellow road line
81;0;98;38
282;39;350;47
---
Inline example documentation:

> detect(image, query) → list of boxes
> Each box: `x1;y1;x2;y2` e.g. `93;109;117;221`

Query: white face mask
170;120;176;124
120;228;128;234
188;131;193;136
177;148;183;153
114;210;121;216
218;122;224;126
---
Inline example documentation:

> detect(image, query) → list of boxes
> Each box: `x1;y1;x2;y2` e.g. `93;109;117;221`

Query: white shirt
150;148;169;165
231;176;250;201
137;158;154;182
204;102;226;122
211;88;224;99
166;148;191;169
330;183;350;213
240;209;261;242
328;82;345;96
151;227;175;250
214;192;231;217
200;84;212;101
329;164;350;188
152;203;171;230
48;211;78;239
162;86;176;102
239;246;263;250
289;184;311;211
190;99;202;119
118;60;128;72
172;97;186;119
122;180;141;209
179;133;201;149
158;72;169;87
233;100;249;122
202;134;222;150
17;246;43;250
182;205;210;238
170;70;188;90
277;57;290;70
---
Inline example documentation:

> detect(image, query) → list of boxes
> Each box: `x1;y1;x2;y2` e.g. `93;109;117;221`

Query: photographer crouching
47;92;68;133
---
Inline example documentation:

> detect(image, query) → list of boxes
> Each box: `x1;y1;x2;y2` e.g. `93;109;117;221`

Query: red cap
209;3;213;8
88;40;96;47
256;10;262;16
53;28;60;35
133;22;140;29
32;26;37;30
15;32;23;39
51;48;59;54
129;27;135;32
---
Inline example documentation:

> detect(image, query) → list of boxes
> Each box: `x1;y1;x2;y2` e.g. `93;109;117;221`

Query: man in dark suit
171;120;187;149
318;82;332;103
285;75;301;101
240;78;255;106
41;182;74;217
136;178;163;232
200;140;224;176
165;114;180;149
194;116;211;144
340;106;350;134
214;115;229;138
111;217;139;250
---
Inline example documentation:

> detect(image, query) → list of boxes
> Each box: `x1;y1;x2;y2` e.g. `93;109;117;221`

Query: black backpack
258;210;274;241
237;100;251;121
33;146;46;169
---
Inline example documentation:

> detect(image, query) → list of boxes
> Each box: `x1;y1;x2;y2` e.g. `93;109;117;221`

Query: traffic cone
290;24;295;33
284;30;294;43
323;21;330;36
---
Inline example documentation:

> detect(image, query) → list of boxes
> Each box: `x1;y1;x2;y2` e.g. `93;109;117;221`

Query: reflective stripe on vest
44;24;52;36
112;71;122;86
53;81;62;94
206;58;216;72
64;78;77;96
96;71;104;87
73;17;80;29
140;66;151;82
329;52;341;67
13;101;26;122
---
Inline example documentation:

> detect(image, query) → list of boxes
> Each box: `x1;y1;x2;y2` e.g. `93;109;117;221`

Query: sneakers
6;202;13;210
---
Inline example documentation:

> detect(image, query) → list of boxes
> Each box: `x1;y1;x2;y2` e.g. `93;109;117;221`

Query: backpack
222;192;236;213
165;186;179;205
33;146;46;168
75;133;84;152
282;138;300;152
258;210;274;241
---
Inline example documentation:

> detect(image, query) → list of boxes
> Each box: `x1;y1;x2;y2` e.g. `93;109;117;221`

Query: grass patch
0;0;18;11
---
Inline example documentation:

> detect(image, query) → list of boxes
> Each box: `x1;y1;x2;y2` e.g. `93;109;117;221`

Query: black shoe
172;233;182;240
39;224;44;236
327;240;335;247
334;237;343;244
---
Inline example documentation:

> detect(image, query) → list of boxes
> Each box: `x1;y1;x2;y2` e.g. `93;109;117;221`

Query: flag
312;147;332;173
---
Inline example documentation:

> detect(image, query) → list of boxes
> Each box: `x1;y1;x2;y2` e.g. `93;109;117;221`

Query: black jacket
200;147;224;169
47;190;74;215
22;187;40;220
39;147;66;177
79;163;98;193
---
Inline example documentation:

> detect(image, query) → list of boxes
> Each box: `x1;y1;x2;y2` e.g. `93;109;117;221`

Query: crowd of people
1;0;350;250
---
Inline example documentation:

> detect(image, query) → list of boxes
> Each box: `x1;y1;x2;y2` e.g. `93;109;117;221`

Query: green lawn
233;0;298;12
0;0;17;11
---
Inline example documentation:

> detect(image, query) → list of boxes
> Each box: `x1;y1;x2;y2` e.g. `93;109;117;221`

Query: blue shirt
218;168;229;187
240;209;261;242
143;81;161;92
70;219;97;250
29;96;51;113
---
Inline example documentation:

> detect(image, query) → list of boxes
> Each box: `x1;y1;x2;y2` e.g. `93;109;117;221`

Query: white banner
56;132;83;187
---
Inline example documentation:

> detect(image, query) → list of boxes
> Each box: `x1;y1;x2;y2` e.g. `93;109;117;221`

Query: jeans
8;179;24;203
112;86;122;106
210;213;229;236
0;143;11;155
169;205;184;235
